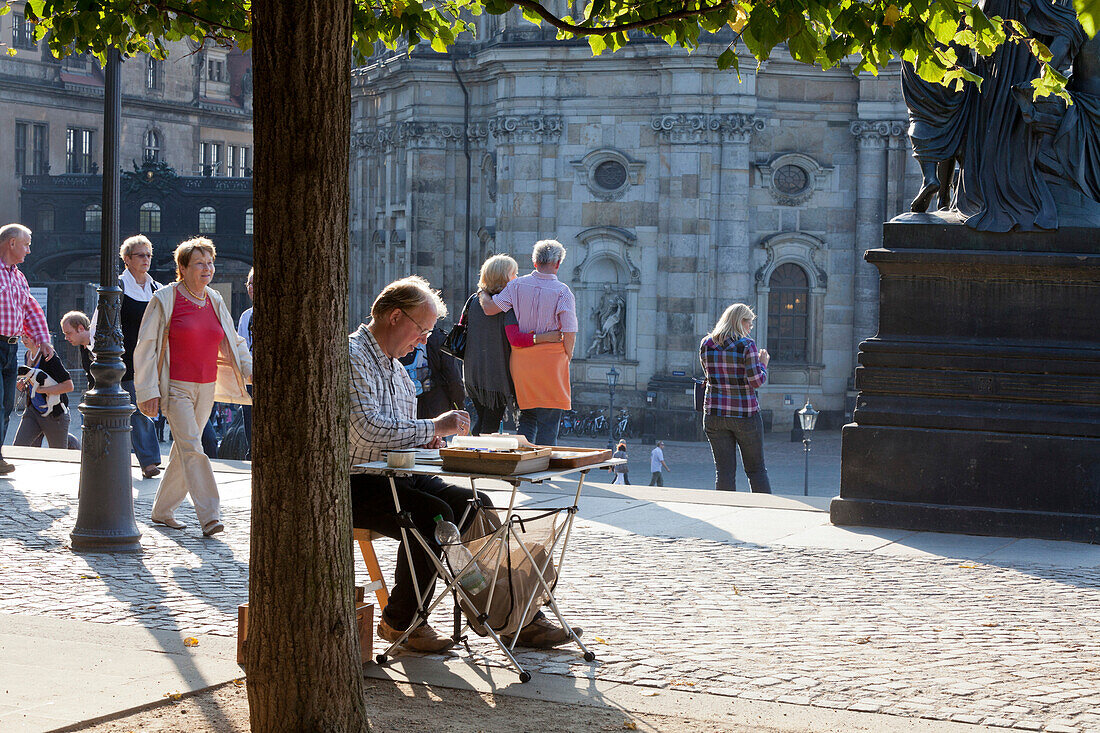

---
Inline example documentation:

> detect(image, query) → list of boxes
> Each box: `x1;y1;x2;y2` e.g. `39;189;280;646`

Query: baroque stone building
1;3;253;372
351;21;920;436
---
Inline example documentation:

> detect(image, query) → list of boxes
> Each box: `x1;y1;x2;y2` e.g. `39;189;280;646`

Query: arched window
244;207;254;235
139;202;161;233
36;206;54;233
198;206;217;234
145;56;161;90
143;130;160;162
767;263;809;362
84;204;102;233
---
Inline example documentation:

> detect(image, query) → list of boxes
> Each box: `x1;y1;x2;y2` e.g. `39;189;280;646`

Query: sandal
151;516;186;530
202;520;225;537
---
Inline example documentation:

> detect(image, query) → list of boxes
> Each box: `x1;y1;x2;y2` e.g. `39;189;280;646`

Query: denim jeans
517;407;562;446
121;380;162;468
704;412;771;493
0;341;17;459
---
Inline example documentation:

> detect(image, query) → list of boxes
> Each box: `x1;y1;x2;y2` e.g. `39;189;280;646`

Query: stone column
404;122;456;296
848;120;895;355
714;114;766;317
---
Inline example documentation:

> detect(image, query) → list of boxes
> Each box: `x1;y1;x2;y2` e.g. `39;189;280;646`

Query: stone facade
0;4;252;368
351;22;921;434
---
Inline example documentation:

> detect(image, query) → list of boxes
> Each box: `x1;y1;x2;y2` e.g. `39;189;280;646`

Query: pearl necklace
182;282;207;307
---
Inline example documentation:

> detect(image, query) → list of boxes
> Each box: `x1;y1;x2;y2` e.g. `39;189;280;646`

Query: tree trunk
248;1;367;730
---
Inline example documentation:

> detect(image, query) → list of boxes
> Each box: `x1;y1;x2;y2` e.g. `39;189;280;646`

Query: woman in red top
134;238;252;537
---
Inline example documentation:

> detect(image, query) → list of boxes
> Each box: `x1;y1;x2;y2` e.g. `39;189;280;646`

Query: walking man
479;239;577;446
650;440;670;486
0;224;53;474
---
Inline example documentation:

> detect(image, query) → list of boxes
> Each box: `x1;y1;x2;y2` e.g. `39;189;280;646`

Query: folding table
354;457;622;682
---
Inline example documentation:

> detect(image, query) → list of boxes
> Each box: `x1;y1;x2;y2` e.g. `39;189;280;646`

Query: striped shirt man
0;261;48;344
491;270;578;334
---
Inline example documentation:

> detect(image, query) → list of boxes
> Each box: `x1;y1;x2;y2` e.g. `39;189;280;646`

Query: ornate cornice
353;114;563;152
849;120;906;149
651;113;765;144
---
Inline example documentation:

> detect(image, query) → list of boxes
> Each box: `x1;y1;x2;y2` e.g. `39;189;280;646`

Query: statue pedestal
830;219;1100;542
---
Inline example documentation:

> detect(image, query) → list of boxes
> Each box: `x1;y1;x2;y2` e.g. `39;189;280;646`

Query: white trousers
152;380;219;526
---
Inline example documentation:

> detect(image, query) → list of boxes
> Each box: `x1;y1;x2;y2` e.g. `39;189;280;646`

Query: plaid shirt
349;324;435;472
700;334;767;417
0;263;49;343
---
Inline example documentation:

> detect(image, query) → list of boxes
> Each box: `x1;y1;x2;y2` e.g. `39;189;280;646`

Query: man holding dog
0;224;53;475
350;275;575;651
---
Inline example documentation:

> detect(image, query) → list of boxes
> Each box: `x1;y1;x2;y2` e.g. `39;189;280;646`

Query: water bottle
433;515;488;594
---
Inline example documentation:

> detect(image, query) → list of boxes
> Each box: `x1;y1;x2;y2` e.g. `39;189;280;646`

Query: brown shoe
377;618;455;653
505;615;581;649
0;459;14;475
142;464;161;479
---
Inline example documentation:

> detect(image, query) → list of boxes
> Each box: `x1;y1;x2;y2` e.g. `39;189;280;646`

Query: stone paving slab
2;453;1100;732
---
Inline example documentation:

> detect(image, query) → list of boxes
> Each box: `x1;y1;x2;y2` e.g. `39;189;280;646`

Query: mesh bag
451;506;563;638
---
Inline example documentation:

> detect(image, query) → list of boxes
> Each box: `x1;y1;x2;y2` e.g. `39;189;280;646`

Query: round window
593;160;628;191
774;164;809;195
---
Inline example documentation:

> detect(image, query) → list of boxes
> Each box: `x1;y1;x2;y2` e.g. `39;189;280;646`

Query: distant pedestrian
612;440;629;485
0;224;54;475
237;267;253;458
400;327;465;419
649;441;669;486
478;240;577;446
700;303;772;493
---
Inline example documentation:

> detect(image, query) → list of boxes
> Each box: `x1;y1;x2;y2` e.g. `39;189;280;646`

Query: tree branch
509;0;735;36
160;2;248;35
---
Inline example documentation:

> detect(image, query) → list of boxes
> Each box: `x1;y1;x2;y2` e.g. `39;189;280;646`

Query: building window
593;160;627;191
767;264;810;362
198;206;217;234
200;141;222;176
139;202;161;233
207;59;224;82
143;130;161;163
12;13;36;50
244;207;254;235
36;206;54;233
228;145;252;178
145;56;161;90
66;127;95;174
14;123;27;176
84;204;102;233
774;164;809;195
32;124;48;175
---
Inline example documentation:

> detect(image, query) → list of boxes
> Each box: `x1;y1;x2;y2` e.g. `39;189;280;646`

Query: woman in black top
463;255;518;435
14;334;76;449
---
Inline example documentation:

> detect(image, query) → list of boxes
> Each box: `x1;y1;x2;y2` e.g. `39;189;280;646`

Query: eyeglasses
399;309;433;337
130;252;153;259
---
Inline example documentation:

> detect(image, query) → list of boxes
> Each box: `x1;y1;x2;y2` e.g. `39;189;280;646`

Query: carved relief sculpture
585;285;627;358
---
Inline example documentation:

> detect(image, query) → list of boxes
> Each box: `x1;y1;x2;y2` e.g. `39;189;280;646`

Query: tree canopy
6;0;1099;100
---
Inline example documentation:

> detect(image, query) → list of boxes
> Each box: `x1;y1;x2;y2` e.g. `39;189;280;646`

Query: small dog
18;364;67;416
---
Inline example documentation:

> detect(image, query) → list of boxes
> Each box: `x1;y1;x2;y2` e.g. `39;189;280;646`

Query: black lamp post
70;49;141;553
605;367;619;449
797;400;819;496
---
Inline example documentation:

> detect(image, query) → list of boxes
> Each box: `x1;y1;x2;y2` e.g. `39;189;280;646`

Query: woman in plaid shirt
700;303;772;492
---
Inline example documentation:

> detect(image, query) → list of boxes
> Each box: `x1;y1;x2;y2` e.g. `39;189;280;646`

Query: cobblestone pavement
2;484;1099;732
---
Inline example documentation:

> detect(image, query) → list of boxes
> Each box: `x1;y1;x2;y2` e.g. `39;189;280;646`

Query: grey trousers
15;408;72;449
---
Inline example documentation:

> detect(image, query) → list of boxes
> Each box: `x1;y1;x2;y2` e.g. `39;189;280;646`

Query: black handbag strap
458;292;477;326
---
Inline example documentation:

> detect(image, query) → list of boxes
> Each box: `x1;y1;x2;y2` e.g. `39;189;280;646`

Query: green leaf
717;47;736;69
520;7;542;26
1074;0;1100;38
588;33;607;55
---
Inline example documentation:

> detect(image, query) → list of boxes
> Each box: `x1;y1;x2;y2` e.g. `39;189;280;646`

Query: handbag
441;293;476;360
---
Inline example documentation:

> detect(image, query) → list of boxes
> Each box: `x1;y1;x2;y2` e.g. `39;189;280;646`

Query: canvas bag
453;506;562;638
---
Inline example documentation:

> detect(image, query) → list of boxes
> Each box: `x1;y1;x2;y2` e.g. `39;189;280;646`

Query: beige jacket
134;282;253;405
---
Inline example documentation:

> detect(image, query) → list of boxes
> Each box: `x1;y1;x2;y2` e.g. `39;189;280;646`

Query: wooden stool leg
357;536;390;610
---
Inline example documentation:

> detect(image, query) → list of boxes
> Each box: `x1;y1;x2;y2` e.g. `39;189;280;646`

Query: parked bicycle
613;408;631;439
560;409;577;436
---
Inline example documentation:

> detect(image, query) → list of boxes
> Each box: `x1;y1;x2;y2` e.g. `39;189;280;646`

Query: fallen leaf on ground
980;622;999;628
183;637;199;647
594;636;608;644
641;691;660;697
623;721;637;730
958;563;979;569
853;637;870;644
164;692;183;700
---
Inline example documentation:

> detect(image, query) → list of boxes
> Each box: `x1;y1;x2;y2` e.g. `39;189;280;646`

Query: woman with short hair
134;238;252;536
463;254;562;435
700;303;772;493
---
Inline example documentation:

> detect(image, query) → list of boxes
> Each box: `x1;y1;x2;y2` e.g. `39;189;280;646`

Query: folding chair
353;528;389;610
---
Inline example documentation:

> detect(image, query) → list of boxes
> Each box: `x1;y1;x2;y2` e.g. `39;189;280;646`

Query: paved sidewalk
1;447;1099;732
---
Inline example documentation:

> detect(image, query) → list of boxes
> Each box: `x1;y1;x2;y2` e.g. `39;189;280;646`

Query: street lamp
797;400;819;496
605;367;619;449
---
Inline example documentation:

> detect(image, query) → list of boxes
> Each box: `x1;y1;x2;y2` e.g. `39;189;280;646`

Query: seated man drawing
350;276;576;651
